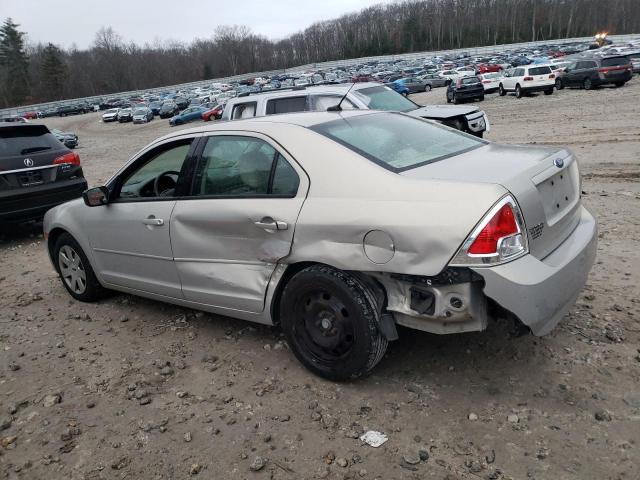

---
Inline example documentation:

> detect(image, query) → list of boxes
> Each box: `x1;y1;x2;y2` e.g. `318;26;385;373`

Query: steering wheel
153;170;180;197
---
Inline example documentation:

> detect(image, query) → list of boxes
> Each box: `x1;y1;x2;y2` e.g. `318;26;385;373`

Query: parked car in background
51;128;78;149
132;107;154;124
0;116;28;123
395;77;433;93
40;108;59;118
222;83;489;137
169;106;208;126
476;63;503;74
418;73;449;88
201;104;225;121
446;77;485;103
43;110;596;380
1;123;86;223
174;97;189;109
159;101;180;119
555;55;632;90
22;111;39;120
499;65;555;98
57;104;89;117
117;108;133;123
477;72;503;93
626;51;640;73
149;101;163;116
102;108;120;122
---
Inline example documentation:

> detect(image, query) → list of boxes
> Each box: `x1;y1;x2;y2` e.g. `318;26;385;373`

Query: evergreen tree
0;18;30;106
40;43;67;99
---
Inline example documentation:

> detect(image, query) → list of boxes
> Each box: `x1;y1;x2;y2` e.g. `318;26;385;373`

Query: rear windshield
460;77;480;85
311;113;483;172
0;127;62;158
352;86;417;112
528;66;552;75
602;57;630;67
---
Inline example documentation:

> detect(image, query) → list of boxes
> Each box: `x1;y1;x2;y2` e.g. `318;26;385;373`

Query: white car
477;72;503;93
455;66;477;77
101;108;120;122
438;70;464;82
498;65;556;98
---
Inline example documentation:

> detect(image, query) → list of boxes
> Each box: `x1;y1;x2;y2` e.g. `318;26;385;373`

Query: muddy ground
1;79;639;480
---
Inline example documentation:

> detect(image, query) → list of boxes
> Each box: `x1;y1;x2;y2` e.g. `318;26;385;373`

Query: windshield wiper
20;146;52;154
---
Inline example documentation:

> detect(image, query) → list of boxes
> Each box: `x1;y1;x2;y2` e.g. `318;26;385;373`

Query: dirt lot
1;80;640;480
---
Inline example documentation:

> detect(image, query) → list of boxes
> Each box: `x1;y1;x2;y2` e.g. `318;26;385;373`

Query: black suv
556;55;632;90
0;124;87;223
57;104;90;116
446;76;485;104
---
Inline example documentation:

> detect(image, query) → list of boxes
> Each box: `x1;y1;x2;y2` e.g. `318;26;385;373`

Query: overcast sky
1;0;391;49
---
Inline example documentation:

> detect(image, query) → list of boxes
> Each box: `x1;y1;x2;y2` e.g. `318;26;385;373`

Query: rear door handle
142;215;164;226
254;217;288;231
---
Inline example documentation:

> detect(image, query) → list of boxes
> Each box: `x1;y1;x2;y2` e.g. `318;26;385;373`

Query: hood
409;105;480;120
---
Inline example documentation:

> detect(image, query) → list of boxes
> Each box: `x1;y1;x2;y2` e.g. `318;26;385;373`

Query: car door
84;136;199;297
170;133;309;314
566;62;583;86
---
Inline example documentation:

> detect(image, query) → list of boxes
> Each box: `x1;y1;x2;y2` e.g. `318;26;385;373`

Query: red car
476;63;503;74
22;111;39;119
201;104;224;121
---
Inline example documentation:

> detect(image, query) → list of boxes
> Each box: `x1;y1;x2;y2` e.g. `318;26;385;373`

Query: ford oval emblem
554;158;564;168
24;158;34;167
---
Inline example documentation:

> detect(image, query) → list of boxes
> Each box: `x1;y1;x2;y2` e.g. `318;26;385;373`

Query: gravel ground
1;79;639;480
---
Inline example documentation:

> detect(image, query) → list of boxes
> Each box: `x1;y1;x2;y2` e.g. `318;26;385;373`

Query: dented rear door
169;132;308;314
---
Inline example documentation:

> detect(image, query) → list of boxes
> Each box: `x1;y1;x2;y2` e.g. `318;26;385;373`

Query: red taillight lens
549;73;555;79
523;76;534;81
468;204;519;255
53;152;80;167
482;80;491;83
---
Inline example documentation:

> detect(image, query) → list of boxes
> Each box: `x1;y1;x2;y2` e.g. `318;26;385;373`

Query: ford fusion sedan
44;111;597;381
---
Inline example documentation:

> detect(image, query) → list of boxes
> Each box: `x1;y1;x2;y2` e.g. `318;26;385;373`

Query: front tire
279;265;388;381
424;84;432;92
452;93;459;104
544;88;553;95
555;78;564;90
53;233;108;302
583;77;592;90
614;81;624;87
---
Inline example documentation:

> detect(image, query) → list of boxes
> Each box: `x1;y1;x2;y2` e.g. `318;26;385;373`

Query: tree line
1;0;639;108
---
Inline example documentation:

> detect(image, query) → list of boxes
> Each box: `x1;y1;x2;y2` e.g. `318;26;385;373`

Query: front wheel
614;81;624;87
279;265;388;381
424;84;432;92
555;78;564;90
452;93;459;104
583;77;592;90
53;233;108;302
544;88;554;95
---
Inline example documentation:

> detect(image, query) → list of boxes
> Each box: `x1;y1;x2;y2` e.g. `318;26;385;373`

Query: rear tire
583;77;592;90
614;81;624;87
53;233;108;302
515;85;523;98
279;265;388;381
452;94;459;104
424;84;432;92
498;84;506;96
555;78;564;90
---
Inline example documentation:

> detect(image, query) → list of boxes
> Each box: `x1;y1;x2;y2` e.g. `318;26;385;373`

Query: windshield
460;77;480;84
352;86;416;112
133;109;147;115
311;113;483;172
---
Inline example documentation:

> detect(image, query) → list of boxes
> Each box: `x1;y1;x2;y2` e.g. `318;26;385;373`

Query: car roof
155;110;377;143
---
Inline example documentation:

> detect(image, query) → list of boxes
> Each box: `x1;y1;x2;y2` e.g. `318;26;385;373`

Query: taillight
450;196;528;266
549;73;555;79
53;152;80;167
523;76;534;81
482;80;491;83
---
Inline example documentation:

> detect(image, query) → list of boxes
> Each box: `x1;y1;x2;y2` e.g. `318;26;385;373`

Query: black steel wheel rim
293;289;355;364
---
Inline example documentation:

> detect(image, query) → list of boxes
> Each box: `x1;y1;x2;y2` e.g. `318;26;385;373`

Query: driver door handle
142;215;164;226
254;218;288;231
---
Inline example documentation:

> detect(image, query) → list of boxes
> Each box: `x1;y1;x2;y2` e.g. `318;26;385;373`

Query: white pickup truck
221;82;490;137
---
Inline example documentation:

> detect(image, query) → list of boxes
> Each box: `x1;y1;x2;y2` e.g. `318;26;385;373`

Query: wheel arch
47;227;70;270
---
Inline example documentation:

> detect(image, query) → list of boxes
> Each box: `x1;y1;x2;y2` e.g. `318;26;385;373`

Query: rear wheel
478;95;485;101
555;78;564;90
498;84;506;96
583;77;592;90
53;233;108;302
452;93;459;104
279;265;388;381
544;88;553;95
515;85;523;98
424;84;432;92
614;81;625;87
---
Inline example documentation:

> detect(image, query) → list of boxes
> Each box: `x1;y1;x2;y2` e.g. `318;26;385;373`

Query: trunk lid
401;142;582;260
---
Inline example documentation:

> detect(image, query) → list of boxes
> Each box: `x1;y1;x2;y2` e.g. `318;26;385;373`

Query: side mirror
83;186;109;207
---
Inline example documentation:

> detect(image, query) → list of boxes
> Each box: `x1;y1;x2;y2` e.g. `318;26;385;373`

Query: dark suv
556;55;632;90
446;76;485;104
0;124;87;223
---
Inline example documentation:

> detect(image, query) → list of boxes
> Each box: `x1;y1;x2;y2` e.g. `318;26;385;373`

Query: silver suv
221;83;489;137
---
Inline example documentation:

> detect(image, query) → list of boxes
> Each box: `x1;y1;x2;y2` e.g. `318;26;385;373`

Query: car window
352;86;416;112
460;77;480;85
602;57;629;67
528;66;552;75
231;102;257;120
266;96;307;115
0;127;63;158
309;95;356;111
119;140;192;199
311;113;483;172
193;136;299;197
514;68;525;76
